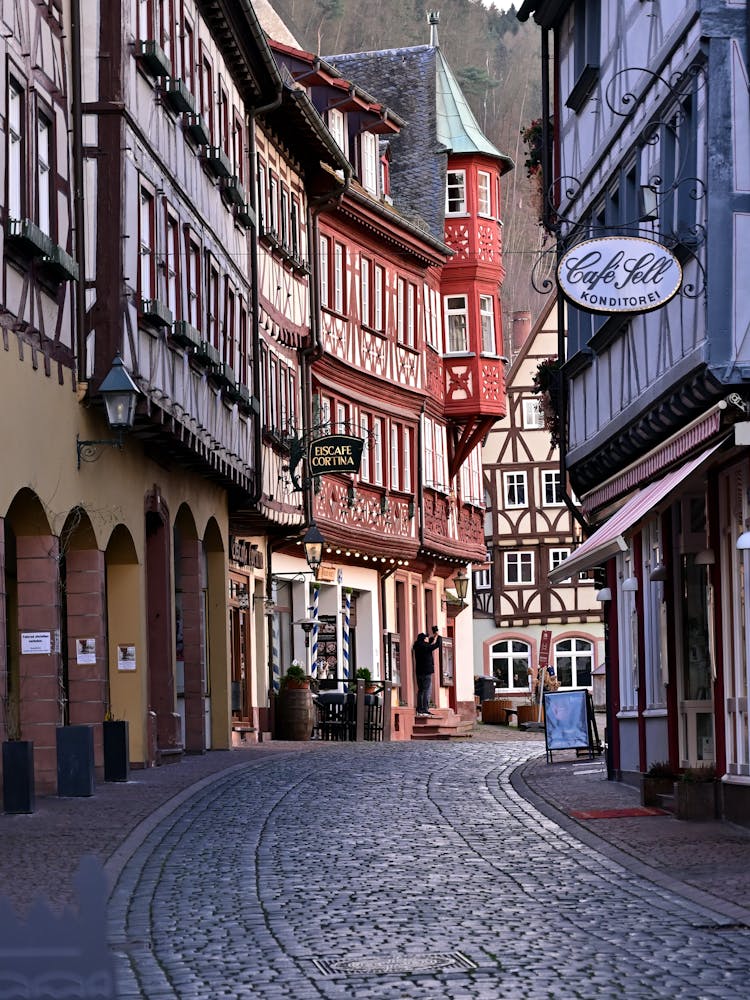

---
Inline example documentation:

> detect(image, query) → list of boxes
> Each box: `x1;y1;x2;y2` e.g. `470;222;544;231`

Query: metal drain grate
312;951;478;977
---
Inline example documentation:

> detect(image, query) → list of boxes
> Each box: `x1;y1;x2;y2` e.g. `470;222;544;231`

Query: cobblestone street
105;737;750;999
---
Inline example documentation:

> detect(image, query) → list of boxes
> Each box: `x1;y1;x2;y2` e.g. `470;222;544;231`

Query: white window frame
372;417;383;485
503;471;528;509
434;422;447;492
374;265;384;331
522;398;545;430
8;80;23;221
477;170;492;216
542;470;564;507
554;638;594;688
549;548;571;581
403;427;412;493
390;424;400;491
444;295;469;353
407;283;416;348
397;277;405;342
424;417;435;488
328;107;347;155
359;412;370;481
334;242;345;313
361;257;371;327
505;551;534;585
37;113;51;237
320;235;330;308
446;169;467;214
139;187;155;301
474;566;491;591
361;130;378;195
491;639;531;690
479;294;496;354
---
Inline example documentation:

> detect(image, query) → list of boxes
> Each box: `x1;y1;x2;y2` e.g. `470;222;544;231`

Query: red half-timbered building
269;13;513;734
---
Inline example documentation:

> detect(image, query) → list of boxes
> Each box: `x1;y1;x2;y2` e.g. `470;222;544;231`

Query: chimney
512;310;532;355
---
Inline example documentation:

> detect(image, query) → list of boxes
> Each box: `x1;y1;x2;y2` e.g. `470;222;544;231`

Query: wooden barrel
277;688;314;740
481;700;505;724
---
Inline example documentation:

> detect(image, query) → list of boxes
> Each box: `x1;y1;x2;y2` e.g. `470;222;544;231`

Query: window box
565;64;598;113
6;218;54;258
135;39;172;79
221;175;246;207
235;202;255;230
162;77;195;114
216;362;236;387
234;383;252;410
183;112;211;146
171;319;202;350
203;146;232;179
40;244;79;282
140;297;173;328
196;340;221;368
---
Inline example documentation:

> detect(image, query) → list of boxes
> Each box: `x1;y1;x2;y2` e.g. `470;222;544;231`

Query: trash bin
477;677;496;702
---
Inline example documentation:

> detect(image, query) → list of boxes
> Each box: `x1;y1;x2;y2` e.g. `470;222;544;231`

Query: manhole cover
312;951;478;976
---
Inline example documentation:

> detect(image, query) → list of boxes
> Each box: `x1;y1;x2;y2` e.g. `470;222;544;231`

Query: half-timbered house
473;298;604;705
519;0;750;820
268;13;513;734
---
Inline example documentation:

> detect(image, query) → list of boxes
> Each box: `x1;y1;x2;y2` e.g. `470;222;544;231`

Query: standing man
413;631;438;718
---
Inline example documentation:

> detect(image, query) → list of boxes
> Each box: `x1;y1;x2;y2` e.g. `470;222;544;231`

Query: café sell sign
557;236;682;314
308;434;364;476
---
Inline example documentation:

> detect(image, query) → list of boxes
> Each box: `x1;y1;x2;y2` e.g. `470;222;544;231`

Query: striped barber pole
342;588;352;680
271;611;281;694
311;583;320;676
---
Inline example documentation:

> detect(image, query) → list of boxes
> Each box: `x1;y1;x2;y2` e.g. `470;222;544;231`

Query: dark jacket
413;633;436;676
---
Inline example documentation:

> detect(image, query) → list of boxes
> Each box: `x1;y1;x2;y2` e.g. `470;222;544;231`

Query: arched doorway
59;508;106;769
174;505;207;753
3;489;59;792
145;488;181;760
105;525;144;765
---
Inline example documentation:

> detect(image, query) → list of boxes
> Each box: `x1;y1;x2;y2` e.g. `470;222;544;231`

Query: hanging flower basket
532;357;561;448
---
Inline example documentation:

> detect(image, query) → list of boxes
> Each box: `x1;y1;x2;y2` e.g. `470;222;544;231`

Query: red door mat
569;806;667;819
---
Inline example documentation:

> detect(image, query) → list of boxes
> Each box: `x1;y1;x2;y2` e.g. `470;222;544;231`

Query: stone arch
104;524;146;766
144;487;180;760
203;517;229;749
173;504;205;753
2;490;59;791
58;508;106;772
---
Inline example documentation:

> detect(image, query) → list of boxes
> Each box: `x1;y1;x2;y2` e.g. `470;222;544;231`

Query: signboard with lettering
538;629;552;669
557;236;682;314
309;435;364;476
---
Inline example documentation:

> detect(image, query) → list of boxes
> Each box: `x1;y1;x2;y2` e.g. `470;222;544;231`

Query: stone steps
411;710;473;741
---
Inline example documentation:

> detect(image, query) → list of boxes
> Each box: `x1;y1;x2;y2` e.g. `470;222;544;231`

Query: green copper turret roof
435;46;513;168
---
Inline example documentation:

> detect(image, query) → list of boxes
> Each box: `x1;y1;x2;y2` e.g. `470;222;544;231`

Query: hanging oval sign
557;236;682;314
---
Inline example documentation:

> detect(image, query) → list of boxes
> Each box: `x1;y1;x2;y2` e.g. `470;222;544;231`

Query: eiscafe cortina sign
309;435;364;475
557;236;682;314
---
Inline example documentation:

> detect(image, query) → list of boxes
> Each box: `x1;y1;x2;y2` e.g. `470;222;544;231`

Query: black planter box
57;725;95;797
103;720;130;782
2;740;35;813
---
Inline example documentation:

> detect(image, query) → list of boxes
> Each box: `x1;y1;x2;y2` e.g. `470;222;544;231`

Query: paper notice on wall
20;631;52;655
76;638;96;665
117;644;137;672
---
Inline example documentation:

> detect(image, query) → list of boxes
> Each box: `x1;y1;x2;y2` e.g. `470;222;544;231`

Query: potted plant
2;691;35;814
103;710;130;782
675;764;718;821
641;760;678;807
355;667;378;694
276;661;314;740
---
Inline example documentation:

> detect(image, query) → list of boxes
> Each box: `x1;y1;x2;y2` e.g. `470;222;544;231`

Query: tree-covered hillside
267;0;551;346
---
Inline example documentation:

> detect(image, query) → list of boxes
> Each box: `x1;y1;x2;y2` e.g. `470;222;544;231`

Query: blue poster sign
543;689;590;753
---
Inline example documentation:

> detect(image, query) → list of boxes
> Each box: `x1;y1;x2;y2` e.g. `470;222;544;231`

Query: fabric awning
548;440;726;584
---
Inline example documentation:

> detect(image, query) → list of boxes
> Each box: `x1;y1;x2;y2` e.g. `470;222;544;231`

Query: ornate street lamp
303;522;325;578
77;352;140;468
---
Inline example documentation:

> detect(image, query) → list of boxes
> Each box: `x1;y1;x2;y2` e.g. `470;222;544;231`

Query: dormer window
446;170;466;214
328;107;347;156
361;131;378;196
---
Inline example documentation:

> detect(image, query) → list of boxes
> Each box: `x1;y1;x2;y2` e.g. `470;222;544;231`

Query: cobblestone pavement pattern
107;738;750;1000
